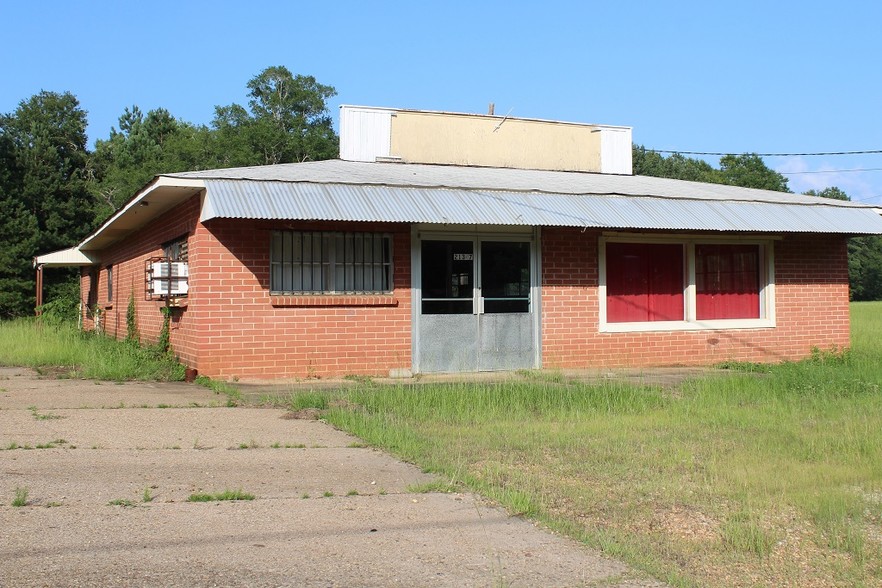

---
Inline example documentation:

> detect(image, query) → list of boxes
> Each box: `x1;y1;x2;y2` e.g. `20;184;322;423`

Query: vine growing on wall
156;306;171;354
125;290;139;345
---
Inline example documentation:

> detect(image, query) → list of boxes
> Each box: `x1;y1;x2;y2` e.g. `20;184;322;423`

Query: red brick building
36;107;882;379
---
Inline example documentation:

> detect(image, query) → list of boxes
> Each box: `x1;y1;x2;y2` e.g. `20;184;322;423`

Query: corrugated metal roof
170;159;871;208
192;163;882;234
40;160;882;270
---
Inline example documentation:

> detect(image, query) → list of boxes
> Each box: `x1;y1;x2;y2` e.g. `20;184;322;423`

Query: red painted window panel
695;244;760;319
607;243;684;322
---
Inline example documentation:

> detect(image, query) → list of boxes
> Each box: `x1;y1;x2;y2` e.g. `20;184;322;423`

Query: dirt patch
653;504;720;542
281;408;322;420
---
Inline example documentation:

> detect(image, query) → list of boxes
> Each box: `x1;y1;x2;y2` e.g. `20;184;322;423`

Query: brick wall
80;196;201;366
188;219;412;380
85;205;850;378
81;206;412;380
540;228;851;368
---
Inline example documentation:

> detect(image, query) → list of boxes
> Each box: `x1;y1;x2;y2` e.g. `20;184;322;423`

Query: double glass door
418;238;534;372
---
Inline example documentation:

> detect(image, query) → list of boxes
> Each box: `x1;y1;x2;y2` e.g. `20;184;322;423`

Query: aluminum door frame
411;225;542;374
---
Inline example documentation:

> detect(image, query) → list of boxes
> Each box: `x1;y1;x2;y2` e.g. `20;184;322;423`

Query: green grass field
325;303;882;587
2;304;881;586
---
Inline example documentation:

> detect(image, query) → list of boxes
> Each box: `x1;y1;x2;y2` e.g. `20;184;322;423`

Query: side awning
34;247;98;268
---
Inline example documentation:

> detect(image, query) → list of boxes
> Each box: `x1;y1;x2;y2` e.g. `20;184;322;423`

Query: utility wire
779;167;882;175
642;147;882;202
647;149;882;157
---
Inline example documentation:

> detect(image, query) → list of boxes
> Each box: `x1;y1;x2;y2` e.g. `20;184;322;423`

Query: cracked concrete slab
0;369;665;587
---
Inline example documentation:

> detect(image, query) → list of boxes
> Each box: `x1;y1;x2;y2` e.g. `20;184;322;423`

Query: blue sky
3;1;881;202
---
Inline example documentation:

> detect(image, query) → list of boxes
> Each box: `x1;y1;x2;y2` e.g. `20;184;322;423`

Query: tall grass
4;303;881;585
326;302;882;587
851;300;882;358
0;319;185;380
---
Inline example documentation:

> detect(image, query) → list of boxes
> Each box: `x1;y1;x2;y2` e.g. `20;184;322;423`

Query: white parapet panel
599;127;633;175
339;105;393;162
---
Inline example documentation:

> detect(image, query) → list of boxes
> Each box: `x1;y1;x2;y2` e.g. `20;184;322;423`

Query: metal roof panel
199;179;882;234
170;159;873;208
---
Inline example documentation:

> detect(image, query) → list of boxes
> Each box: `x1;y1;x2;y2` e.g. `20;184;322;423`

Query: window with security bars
162;235;189;262
270;231;392;294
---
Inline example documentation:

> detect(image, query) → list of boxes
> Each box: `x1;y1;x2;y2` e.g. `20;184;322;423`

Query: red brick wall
85;205;850;378
540;228;851;368
187;219;412;380
80;196;202;367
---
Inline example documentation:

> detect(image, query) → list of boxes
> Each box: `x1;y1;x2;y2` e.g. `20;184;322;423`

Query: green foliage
91;106;211;216
806;186;851;201
338;380;667;428
718;153;790;192
3;67;338;321
848;235;882;301
633;145;790;192
125;291;139;345
92;66;339;220
810;490;867;561
33;439;67;449
187;489;254;502
632;145;720;183
324;305;882;586
0;91;96;318
156;306;170;354
107;498;137;507
286;391;329;411
28;405;64;420
0;129;38;318
5;92;95;249
194;375;242;406
12;487;29;507
211;66;338;166
407;480;459;494
808;186;882;301
0;319;185;381
37;278;81;326
720;511;778;557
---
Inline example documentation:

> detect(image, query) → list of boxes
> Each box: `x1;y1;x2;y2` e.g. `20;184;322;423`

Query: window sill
600;318;775;333
271;294;399;308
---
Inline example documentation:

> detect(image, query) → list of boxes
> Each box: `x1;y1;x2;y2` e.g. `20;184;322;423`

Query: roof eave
34;247;99;268
78;176;205;252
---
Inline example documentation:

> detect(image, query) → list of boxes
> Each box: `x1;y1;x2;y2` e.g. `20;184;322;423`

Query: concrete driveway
0;368;663;587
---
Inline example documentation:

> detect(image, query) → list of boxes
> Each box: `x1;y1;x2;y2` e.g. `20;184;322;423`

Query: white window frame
598;234;776;333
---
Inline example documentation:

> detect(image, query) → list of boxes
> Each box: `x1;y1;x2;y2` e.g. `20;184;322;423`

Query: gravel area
0;368;665;587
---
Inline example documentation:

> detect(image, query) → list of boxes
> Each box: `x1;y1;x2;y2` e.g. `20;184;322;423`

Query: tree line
1;70;880;318
0;66;338;318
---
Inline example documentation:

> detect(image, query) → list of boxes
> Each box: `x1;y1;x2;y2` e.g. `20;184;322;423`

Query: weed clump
187;489;254;502
12;487;28;507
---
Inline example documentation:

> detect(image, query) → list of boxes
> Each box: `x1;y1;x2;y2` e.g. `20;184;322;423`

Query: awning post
35;264;43;316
